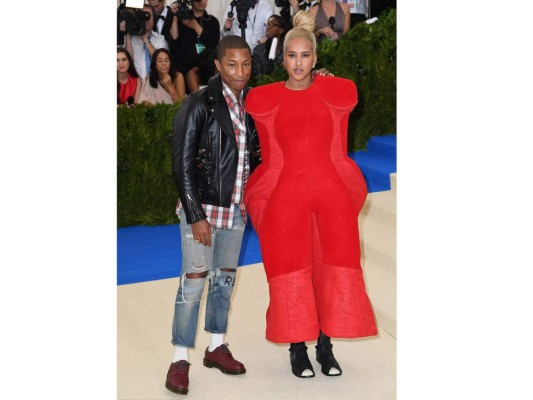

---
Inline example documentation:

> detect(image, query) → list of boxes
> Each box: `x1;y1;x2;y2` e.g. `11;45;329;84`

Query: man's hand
182;18;200;31
159;72;172;87
141;32;151;44
312;68;334;78
223;17;234;32
192;219;212;246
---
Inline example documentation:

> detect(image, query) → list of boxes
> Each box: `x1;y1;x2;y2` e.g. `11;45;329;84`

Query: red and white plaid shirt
176;82;249;229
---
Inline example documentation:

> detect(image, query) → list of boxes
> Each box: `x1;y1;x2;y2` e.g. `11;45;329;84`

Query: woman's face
266;17;284;39
117;52;129;73
284;37;316;82
155;52;171;75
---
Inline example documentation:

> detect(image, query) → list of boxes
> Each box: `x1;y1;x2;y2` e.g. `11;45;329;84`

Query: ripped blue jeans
171;205;245;348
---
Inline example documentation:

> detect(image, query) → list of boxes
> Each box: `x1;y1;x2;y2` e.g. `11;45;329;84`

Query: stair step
365;180;390;193
360;190;396;231
362;258;396;338
358;216;396;272
357;168;397;338
366;135;397;161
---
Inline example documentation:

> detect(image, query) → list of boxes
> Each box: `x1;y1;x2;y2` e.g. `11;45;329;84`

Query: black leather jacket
172;75;262;224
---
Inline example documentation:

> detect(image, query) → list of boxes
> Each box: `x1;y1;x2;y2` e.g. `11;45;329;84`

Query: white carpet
118;180;396;399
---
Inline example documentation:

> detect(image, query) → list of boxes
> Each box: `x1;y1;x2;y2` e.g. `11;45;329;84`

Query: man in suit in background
149;0;173;42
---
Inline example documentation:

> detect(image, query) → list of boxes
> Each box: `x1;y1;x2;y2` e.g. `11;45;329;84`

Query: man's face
192;0;207;12
214;48;252;97
148;0;164;14
143;6;154;31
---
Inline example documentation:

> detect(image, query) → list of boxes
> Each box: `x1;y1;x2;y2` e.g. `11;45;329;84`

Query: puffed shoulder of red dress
245;76;357;116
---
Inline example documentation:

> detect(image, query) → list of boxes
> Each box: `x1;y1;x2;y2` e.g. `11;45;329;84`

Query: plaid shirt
176;82;249;229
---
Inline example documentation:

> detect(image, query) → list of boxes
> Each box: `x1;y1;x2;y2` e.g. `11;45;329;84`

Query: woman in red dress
244;11;377;378
117;47;141;106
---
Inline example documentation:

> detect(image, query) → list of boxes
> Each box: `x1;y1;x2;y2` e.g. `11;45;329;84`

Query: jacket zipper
186;193;196;213
207;133;212;185
218;127;222;204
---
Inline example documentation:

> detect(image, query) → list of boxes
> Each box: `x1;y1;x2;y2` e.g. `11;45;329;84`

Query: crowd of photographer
117;0;214;105
117;0;370;106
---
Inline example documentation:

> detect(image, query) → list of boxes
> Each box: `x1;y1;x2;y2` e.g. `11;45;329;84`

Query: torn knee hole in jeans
177;272;207;304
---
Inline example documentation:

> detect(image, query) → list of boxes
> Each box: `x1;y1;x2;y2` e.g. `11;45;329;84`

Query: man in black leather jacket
166;35;260;396
171;76;261;227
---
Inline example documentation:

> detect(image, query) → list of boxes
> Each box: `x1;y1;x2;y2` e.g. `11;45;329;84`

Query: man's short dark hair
216;35;252;60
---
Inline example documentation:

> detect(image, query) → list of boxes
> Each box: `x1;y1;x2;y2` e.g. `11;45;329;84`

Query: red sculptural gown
244;76;377;343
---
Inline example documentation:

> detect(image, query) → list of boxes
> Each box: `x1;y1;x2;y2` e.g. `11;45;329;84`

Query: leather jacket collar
206;74;250;104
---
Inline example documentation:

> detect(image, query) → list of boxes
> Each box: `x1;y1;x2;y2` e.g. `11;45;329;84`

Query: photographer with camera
221;0;272;52
169;0;220;93
118;2;128;47
124;4;169;80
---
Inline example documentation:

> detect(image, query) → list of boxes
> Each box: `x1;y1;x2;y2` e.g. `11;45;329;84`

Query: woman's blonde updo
284;10;317;55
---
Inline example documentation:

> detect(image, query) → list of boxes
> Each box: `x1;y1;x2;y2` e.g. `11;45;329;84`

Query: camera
229;0;256;27
119;9;151;36
172;0;194;21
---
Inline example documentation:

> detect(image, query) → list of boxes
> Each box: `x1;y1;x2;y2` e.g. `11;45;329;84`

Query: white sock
208;333;224;352
172;345;189;362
